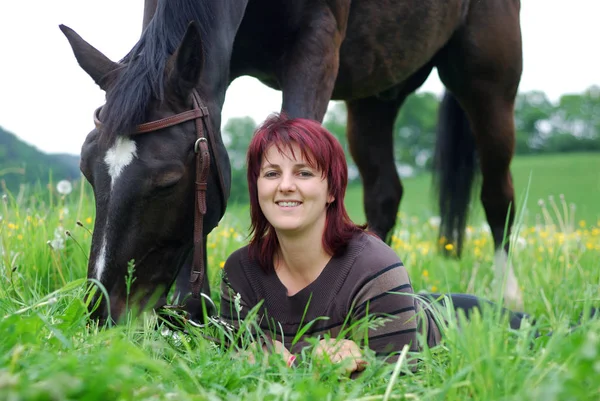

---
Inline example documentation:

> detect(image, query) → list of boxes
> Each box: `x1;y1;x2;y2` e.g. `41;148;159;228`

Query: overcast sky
1;0;599;155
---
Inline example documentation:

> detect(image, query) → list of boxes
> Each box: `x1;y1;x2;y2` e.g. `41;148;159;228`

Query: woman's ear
327;194;335;205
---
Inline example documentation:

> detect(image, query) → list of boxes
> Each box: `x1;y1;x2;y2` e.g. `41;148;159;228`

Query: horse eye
154;171;183;190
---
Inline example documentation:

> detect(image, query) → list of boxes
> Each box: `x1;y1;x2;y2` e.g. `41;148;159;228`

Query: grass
1;153;600;400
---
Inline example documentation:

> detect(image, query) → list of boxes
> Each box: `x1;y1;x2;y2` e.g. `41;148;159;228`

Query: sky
1;0;599;155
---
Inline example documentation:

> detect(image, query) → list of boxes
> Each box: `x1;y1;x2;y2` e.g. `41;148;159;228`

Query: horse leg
435;0;523;308
346;95;405;242
278;3;351;120
141;0;158;32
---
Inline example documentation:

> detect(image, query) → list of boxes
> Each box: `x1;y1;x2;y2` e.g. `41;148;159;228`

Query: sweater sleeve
350;261;421;361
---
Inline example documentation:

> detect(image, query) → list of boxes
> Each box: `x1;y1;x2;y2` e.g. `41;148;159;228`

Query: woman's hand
240;339;295;367
313;339;368;374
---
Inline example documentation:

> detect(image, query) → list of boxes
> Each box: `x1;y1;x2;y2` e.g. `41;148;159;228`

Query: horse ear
168;21;205;98
59;24;120;91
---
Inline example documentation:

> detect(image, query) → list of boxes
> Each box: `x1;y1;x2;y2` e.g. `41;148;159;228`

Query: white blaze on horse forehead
104;137;138;187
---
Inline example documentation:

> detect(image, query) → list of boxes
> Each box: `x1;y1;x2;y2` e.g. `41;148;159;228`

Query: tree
514;91;555;153
393;92;439;169
222;117;257;203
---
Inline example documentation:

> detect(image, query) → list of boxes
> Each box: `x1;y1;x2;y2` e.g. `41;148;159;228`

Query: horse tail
433;91;478;256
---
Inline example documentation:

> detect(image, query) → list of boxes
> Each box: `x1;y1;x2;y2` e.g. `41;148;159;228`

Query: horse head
60;22;230;325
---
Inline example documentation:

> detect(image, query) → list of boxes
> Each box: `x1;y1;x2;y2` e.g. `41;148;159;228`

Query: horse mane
101;0;215;140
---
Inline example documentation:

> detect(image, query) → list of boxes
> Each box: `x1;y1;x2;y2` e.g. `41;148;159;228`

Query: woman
219;114;527;373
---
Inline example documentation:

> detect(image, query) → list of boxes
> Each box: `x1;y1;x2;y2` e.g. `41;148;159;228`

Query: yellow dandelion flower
17;234;23;241
444;243;454;251
86;217;93;224
579;220;586;228
422;270;429;278
8;223;17;230
586;242;594;250
431;285;438;292
219;261;225;269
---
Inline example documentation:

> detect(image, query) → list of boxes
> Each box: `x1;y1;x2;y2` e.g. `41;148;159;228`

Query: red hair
246;114;364;272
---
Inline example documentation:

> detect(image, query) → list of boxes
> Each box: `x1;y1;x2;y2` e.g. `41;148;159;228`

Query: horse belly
332;0;467;100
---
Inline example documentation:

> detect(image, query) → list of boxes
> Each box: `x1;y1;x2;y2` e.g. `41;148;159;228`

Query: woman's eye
264;171;278;178
298;171;314;177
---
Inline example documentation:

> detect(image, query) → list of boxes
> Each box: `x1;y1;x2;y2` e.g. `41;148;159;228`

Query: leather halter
93;89;227;300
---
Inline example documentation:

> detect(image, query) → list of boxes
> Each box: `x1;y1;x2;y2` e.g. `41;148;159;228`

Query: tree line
2;87;597;199
0;126;80;194
223;87;600;202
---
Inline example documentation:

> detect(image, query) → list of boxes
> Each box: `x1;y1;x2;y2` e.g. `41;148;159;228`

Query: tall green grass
1;153;599;400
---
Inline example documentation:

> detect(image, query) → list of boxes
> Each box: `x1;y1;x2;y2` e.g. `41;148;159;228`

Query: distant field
340;152;600;228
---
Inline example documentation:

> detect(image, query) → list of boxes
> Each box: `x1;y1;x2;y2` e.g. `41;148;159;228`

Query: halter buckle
194;137;208;153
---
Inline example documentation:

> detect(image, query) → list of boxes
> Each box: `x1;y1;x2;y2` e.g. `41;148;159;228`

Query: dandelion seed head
56;180;73;195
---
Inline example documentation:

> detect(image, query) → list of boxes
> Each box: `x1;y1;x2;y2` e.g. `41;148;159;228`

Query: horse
62;0;523;323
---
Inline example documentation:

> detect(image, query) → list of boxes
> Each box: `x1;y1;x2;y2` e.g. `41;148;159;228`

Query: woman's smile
276;200;302;208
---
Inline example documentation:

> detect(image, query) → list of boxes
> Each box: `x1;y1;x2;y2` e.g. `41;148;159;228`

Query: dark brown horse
62;0;523;322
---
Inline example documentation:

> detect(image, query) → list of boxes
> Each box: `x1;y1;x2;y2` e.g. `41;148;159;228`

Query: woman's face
257;144;334;236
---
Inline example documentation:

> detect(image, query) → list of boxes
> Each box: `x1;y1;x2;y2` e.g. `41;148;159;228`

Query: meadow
0;152;599;400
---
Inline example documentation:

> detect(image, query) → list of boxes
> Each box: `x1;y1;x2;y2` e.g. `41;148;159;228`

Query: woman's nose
278;173;296;192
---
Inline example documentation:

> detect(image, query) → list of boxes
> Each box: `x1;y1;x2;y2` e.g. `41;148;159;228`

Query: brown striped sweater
219;231;442;361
